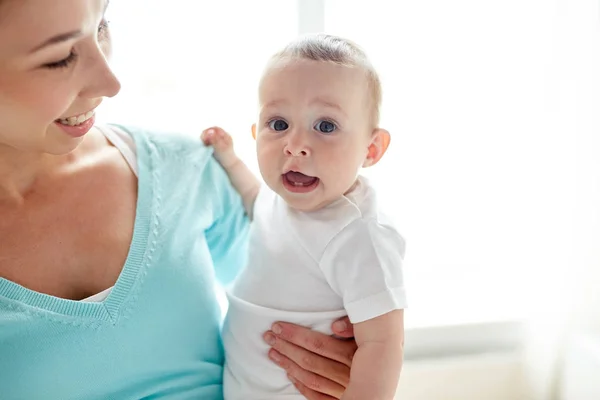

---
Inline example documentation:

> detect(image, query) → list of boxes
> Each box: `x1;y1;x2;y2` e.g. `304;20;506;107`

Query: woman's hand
263;316;357;399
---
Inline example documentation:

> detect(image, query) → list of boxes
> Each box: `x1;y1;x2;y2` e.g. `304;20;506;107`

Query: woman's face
0;0;120;155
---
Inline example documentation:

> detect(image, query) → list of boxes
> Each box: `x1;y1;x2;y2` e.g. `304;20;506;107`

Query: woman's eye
269;119;289;131
41;20;109;71
315;120;337;134
43;51;77;69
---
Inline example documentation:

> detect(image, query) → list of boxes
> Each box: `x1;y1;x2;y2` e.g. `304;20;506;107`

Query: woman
0;0;356;399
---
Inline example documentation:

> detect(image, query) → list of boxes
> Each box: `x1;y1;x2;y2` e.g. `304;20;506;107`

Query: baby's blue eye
315;120;336;134
269;119;289;131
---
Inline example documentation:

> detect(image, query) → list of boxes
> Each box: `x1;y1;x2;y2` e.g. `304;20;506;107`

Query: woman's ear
363;128;391;167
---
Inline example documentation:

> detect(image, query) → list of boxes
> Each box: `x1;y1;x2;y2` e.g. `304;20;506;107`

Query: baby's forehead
260;60;370;97
257;59;374;119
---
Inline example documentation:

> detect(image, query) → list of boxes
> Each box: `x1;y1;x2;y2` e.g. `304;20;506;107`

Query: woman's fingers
264;332;351;388
290;374;341;400
265;345;347;398
266;322;357;367
331;316;355;338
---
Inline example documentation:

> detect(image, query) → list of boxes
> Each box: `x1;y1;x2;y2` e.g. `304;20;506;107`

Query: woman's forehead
0;0;107;57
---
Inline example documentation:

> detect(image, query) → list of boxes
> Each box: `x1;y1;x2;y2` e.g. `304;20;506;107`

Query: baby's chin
277;189;345;213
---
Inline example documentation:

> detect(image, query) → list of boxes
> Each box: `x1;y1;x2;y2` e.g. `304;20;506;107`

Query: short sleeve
320;218;407;323
204;159;250;286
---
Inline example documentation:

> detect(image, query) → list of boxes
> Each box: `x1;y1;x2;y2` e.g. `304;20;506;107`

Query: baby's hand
201;126;238;168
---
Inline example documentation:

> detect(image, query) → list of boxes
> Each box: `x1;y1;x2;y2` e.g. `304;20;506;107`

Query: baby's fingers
201;128;216;145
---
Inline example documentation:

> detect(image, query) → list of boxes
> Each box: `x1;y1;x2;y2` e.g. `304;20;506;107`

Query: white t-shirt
222;177;407;400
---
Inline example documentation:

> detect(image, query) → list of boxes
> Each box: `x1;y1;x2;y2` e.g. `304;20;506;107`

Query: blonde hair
266;33;382;127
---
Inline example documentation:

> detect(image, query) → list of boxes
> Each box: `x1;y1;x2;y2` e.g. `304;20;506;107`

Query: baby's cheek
332;147;358;166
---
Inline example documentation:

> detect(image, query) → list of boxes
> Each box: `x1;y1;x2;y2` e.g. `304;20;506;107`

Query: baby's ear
251;124;257;140
363;128;390;168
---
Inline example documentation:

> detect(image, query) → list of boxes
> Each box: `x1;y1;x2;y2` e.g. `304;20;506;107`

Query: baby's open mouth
284;171;318;187
282;171;320;193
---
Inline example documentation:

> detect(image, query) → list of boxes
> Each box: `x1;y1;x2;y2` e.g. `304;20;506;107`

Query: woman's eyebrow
29;30;83;54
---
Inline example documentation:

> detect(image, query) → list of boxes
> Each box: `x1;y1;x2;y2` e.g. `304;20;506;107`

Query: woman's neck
0;144;62;205
0;129;107;205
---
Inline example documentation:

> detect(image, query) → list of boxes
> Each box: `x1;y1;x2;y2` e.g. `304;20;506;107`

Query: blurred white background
101;1;599;398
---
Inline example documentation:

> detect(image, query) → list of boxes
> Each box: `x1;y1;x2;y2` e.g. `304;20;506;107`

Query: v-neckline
0;126;153;323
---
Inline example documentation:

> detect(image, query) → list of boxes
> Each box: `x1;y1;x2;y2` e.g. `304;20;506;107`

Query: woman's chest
0;162;137;300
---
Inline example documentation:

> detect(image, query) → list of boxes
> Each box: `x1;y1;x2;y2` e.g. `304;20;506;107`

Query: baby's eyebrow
261;99;288;109
310;98;347;117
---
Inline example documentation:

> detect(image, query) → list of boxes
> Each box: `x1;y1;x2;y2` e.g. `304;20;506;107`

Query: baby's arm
342;310;404;400
201;127;260;218
320;216;407;399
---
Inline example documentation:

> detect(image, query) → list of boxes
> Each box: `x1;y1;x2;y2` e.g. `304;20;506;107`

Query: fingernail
287;374;296;384
207;129;214;135
264;332;276;346
272;324;282;335
269;350;281;362
333;320;348;332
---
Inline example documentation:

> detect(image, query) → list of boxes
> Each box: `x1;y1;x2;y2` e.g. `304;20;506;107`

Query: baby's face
255;58;375;212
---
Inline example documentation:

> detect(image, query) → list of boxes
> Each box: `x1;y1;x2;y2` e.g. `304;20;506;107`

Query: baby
202;34;407;400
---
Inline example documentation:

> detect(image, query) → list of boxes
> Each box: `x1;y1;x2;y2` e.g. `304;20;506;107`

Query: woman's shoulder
108;124;235;203
110;124;212;161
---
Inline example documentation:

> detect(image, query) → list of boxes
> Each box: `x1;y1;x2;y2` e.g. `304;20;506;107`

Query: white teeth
57;111;95;126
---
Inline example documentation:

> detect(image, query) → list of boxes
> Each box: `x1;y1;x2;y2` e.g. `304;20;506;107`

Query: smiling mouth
55;110;95;126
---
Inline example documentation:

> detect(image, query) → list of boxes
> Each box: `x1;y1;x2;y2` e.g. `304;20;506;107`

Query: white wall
522;0;600;398
396;352;527;400
560;333;600;400
556;1;600;394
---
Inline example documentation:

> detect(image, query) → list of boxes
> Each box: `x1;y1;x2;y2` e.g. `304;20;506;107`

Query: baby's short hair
267;33;382;128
